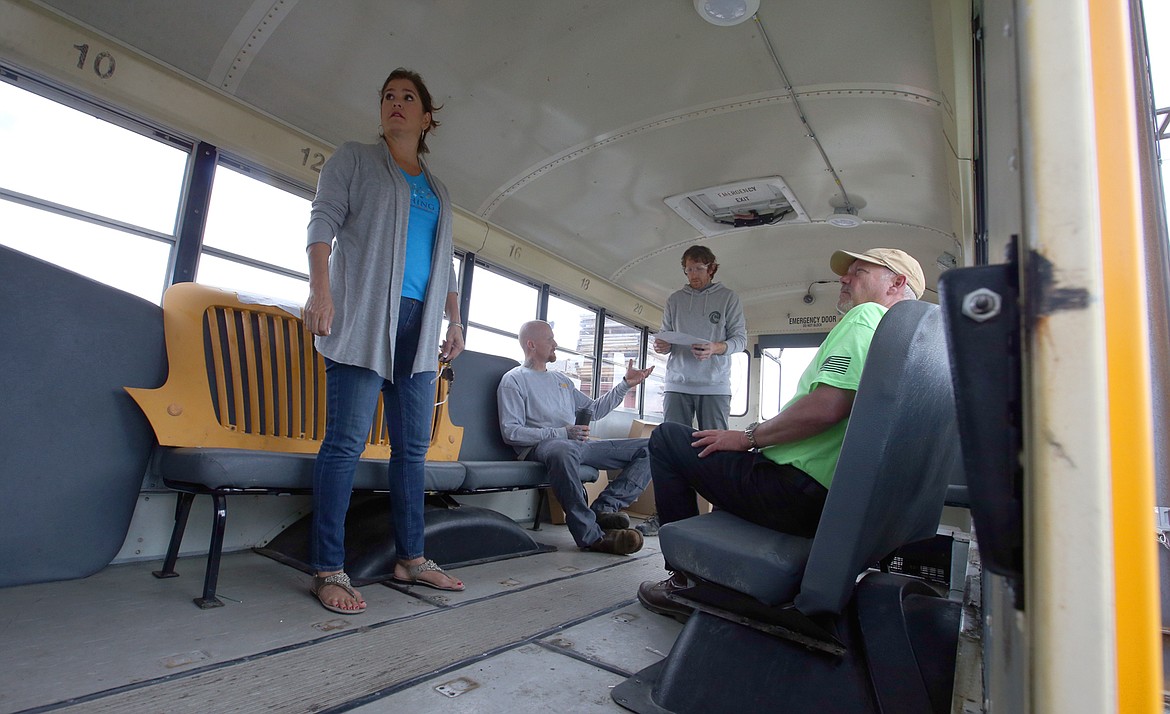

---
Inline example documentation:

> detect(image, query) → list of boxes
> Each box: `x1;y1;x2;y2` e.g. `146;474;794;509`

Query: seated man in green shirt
637;247;925;621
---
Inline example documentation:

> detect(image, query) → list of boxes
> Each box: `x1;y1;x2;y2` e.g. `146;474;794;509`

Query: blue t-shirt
400;168;438;301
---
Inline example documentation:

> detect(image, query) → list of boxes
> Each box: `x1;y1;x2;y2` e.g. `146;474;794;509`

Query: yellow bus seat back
125;282;462;461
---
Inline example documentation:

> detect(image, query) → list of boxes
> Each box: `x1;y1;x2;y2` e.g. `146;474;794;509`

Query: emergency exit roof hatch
664;176;810;237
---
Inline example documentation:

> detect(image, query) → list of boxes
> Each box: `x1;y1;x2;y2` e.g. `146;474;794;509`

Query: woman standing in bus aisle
640;246;747;537
302;68;466;615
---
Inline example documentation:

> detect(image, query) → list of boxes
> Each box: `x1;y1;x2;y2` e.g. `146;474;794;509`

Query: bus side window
759;346;819;420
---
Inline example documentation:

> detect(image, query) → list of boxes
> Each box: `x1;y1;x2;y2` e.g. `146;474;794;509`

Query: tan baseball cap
830;248;925;299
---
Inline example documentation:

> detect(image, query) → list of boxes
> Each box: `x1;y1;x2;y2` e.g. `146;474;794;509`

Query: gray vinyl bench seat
660;510;813;607
154;449;469;493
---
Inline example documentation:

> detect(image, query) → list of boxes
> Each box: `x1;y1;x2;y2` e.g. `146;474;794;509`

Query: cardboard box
546;470;610;525
622;419;712;518
624;419;658;517
629;482;714;518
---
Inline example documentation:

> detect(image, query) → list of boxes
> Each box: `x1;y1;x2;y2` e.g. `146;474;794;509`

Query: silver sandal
310;572;367;614
391;559;465;592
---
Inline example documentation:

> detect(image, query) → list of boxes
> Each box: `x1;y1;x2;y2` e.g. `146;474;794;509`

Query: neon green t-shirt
759;302;887;489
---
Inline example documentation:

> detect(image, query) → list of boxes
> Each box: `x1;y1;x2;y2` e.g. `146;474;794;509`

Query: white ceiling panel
32;0;970;320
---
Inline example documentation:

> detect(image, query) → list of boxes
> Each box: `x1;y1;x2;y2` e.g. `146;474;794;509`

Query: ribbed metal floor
42;556;665;713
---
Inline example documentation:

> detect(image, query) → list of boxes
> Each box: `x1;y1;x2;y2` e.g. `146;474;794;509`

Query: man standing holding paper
641;246;747;536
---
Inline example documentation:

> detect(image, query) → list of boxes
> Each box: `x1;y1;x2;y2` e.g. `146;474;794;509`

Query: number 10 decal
73;44;116;79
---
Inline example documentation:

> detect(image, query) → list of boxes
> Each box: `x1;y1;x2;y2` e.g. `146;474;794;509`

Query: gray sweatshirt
660;281;747;395
497;366;631;453
307;140;458;380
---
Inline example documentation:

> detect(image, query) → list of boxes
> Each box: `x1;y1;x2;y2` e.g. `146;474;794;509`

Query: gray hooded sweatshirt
660;281;747;395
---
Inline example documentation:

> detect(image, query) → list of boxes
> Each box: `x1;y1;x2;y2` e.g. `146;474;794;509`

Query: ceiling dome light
694;0;759;26
827;207;863;229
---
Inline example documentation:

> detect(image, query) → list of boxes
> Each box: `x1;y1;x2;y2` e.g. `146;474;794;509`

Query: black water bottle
575;407;592;426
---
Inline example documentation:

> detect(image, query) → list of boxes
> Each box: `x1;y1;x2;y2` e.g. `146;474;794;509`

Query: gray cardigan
307;140;458;380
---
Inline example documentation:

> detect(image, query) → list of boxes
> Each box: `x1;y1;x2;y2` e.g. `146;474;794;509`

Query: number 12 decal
301;148;325;173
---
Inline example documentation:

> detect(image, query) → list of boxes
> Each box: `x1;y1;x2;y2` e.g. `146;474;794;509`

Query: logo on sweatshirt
708;311;721;324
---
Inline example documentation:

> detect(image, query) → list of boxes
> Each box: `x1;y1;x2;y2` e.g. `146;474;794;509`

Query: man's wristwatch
744;421;760;450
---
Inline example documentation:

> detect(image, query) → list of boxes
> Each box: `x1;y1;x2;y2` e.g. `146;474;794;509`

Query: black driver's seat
613;299;964;714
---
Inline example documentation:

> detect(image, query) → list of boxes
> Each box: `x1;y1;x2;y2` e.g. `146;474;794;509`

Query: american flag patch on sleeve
819;355;851;374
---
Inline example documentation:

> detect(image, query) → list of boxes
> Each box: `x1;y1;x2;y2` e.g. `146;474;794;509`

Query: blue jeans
310;298;437;572
529;438;651;547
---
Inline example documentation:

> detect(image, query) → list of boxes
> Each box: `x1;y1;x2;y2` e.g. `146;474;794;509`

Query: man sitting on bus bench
498;320;655;555
637;248;925;620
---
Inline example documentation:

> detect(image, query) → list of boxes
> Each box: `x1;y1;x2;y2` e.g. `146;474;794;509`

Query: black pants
649;422;828;569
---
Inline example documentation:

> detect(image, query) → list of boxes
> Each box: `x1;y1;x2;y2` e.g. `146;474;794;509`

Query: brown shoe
586;528;644;555
594;511;631;530
638;571;693;623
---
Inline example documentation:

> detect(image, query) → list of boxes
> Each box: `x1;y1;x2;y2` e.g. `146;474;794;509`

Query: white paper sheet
235;290;304;319
653;330;709;346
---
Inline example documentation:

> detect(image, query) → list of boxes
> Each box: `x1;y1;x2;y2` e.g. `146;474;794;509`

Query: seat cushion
660;511;814;607
1;246;166;587
154;447;467;492
458;460;599;491
944;484;969;508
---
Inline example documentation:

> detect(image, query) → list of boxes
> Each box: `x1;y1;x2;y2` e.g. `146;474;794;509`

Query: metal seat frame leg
152;492;195;580
193;493;227;609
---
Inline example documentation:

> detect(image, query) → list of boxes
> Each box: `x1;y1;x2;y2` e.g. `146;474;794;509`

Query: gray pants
529;438;651;547
663;392;731;430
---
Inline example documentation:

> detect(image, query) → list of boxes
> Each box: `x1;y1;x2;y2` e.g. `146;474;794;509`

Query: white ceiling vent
665;176;809;237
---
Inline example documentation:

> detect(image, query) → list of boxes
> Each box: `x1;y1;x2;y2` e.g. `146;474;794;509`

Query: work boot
635;512;660;537
585;528;644;555
637;571;693;622
594;510;631;530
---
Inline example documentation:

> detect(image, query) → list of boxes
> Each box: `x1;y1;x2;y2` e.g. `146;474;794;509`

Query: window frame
598;311;648;415
756;332;830;420
0;68;195;303
464;258;543;347
545;289;603;396
196;154;316;287
0;70;668;418
728;349;751;418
